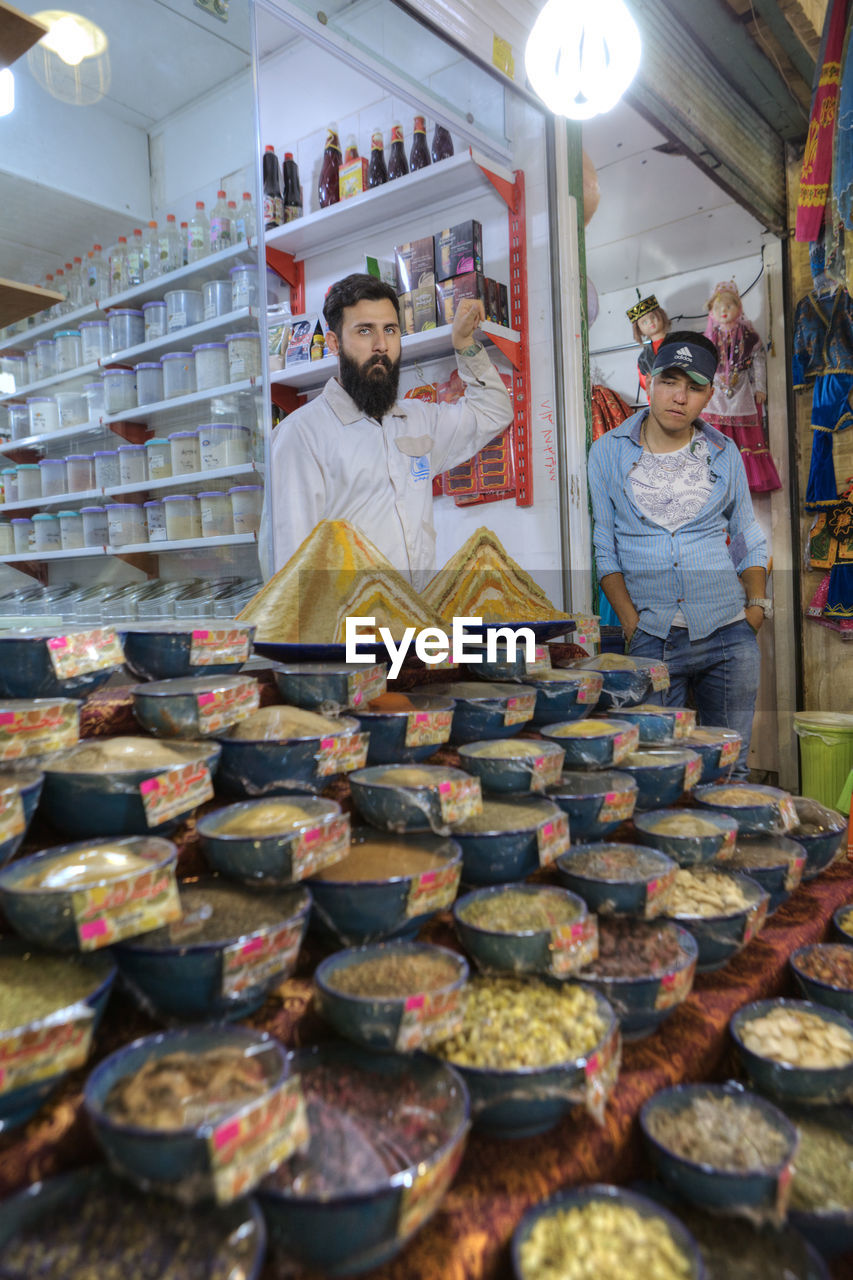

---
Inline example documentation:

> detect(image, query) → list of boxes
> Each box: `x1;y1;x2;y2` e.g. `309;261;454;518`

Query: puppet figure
703;281;782;493
627;292;670;399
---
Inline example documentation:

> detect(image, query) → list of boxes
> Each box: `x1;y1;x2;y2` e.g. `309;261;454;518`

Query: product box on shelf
340;154;369;200
395;238;435;295
285;316;326;366
365;255;398;289
484;278;509;327
434;219;483;282
436;271;487;326
399;286;437;335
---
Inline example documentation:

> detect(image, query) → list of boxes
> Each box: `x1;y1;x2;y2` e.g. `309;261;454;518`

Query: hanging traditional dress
702;281;782;493
824;484;853;627
796;0;851;242
792;286;853;509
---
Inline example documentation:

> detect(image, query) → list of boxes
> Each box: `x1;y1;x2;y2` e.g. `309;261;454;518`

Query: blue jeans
628;619;760;778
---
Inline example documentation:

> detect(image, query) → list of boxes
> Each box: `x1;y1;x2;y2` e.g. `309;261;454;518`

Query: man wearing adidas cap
587;331;769;777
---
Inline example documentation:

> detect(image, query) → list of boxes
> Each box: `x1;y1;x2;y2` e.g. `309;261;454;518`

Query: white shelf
3;546;107;564
0;420;106;455
2;532;257;565
0;463;262;515
103;378;256;426
270;321;520;390
1;358;103;403
265;149;514;261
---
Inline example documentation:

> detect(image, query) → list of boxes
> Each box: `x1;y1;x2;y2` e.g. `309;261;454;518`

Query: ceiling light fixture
34;10;107;67
525;0;642;121
0;70;14;118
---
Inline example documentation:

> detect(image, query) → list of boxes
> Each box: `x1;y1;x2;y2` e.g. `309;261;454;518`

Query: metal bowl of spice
314;940;468;1052
349;762;482;833
449;795;569;886
453;884;595;979
353;693;455;764
640;1083;798;1220
789;797;846;880
0;628;125;700
566;655;656;710
681;725;742;784
429;976;618;1138
426;681;536;745
215;705;365;798
602;704;697;745
0;766;43;863
578;918;698;1041
114;876;311;1023
546;768;638;841
528;669;603;726
555;841;677;918
196;795;348;888
457;737;566;795
0;1164;267;1280
615;747;702;811
726;834;807;914
131;674;260;740
84;1025;294;1205
120;621;256;681
661;868;769;972
258;1041;469;1276
731;999;853;1106
786;1105;853;1261
633;807;739;868
833;902;853;945
273;660;386;712
512;1183;702;1280
790;944;853;1018
693;782;799;835
540;717;639;769
307;829;462;946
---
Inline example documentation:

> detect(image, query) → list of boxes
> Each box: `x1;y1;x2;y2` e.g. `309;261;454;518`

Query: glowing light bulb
0;70;14;118
525;0;642;121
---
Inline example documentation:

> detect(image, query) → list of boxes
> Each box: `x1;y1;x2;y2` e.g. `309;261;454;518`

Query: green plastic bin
794;711;853;810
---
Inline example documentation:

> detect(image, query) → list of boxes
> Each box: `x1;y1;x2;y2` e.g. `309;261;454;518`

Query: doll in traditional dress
703;281;782;493
627;292;670;399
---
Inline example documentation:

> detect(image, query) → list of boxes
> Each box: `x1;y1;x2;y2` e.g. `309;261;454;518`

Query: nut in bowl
790;944;853;1018
452;884;596;979
730;998;853;1105
457;738;565;794
196;796;348;887
539;717;639;769
662;867;769;972
633;807;739;867
785;1104;853;1261
578;918;698;1041
555;841;677;918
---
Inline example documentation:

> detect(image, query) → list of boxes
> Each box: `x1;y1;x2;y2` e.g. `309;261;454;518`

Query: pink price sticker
525;645;552;677
612;723;639;763
405;861;461;918
397;1142;465;1241
648;662;669;692
504;694;535;726
189;628;251;666
316;732;369;777
530;751;564;792
785;854;807;892
645;867;677;918
221;919;304;998
346;664;386;708
139;762;214;828
0;789;25;844
291;815;350;880
576;676;600;704
744;898;768;944
599;789;635;825
208;1076;309;1205
583;1024;621;1125
654;959;696;1011
73;865;181;950
672;709;696;739
196;679;259;735
537;812;570;867
550;916;598;977
683;755;702;791
47;627;124;680
396;988;463;1052
437;776;481;824
778;795;799;832
404;708;453;749
719;738;742;769
0;1007;94;1096
717;828;737;860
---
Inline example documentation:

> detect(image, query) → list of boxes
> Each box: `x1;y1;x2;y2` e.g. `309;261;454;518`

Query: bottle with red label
431;122;454;162
410;115;431;170
368;128;389;188
282;152;303;222
263;144;283;229
387;123;409;180
318;124;342;208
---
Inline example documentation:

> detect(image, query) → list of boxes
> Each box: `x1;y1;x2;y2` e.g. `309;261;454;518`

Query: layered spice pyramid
422;526;569;624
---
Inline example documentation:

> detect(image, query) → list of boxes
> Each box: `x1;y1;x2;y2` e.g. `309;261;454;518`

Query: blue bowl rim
114;877;312;957
633;808;739;838
453;883;588;940
511;1181;703;1277
617;746;701;773
662;870;769;925
457;739;564;762
730;998;853;1078
258;1042;471;1207
353;694;456;719
555;840;675;885
730;834;808;875
832;903;853;941
218;714;360;744
131;674;260;699
639;1081;798;1179
0;937;116;1034
0;835;177;897
790;943;853;998
41;738;221;779
581;922;699;986
195;796;342;843
450;795;561;838
694;781;793;807
84;1024;289;1140
308;836;462;889
314;939;469;1008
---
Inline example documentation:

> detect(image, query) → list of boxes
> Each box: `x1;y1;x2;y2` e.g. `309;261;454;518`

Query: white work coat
263;346;513;580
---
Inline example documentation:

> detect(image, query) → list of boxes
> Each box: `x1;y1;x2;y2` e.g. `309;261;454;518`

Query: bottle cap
133;228;142;235
166;214;176;222
148;220;157;228
264;144;275;152
196;201;205;209
228;201;236;208
65;262;73;270
74;257;82;264
217;189;226;198
93;244;102;251
284;152;293;160
242;192;251;199
181;221;188;227
118;235;127;243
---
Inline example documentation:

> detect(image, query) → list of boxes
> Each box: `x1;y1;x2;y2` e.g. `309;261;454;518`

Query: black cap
650;338;716;386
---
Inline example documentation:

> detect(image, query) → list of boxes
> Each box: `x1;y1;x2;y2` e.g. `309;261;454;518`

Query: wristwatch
745;597;773;618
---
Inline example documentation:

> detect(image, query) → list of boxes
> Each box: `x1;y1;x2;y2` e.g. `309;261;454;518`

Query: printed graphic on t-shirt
630;436;714;531
410;455;430;482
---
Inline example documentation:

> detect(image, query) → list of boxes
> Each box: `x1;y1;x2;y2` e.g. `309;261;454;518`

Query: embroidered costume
626;292;669;400
796;0;850;242
792;287;853;508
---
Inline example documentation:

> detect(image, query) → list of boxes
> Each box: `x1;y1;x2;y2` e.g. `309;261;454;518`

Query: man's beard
338;348;401;420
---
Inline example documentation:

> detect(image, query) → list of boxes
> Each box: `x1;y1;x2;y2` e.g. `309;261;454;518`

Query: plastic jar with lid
84;380;105;423
230;264;260;310
16;464;41;500
25;350;38;385
108;309;145;353
2;353;27;391
32;512;61;552
54;329;83;373
136;361;164;406
38;458;67;497
143;499;167;542
118;443;147;485
94;450;120;488
106;502;146;547
199;424;233;471
81;506;109;547
229;484;263;534
168;430;200;476
58;510;84;550
34;339;57;380
145;437;172;480
0;524;13;555
11;518;33;553
103;368;137;415
56;390;88;427
203;279;232;319
199;490;234;537
8;404;28;440
227;331;262;380
1;468;17;502
66;454;95;492
27;397;59;436
163;493;201;541
80;321;110;363
193;342;228;391
161;351;195;399
142;300;167;341
165;289;203;332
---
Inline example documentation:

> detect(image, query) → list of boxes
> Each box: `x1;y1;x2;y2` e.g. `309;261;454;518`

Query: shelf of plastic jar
264;149;517;262
0;462;263;516
269;321;522;390
2;532;258;565
0;240;257;356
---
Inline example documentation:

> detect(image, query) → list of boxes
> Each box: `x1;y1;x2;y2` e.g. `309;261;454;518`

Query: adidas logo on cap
674;346;693;361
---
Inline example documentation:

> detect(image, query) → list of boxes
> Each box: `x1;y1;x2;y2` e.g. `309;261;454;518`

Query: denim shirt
587;410;768;641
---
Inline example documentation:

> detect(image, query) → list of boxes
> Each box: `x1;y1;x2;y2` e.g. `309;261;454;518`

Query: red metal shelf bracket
508;170;532;506
270;384;306;415
265;247;305;315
